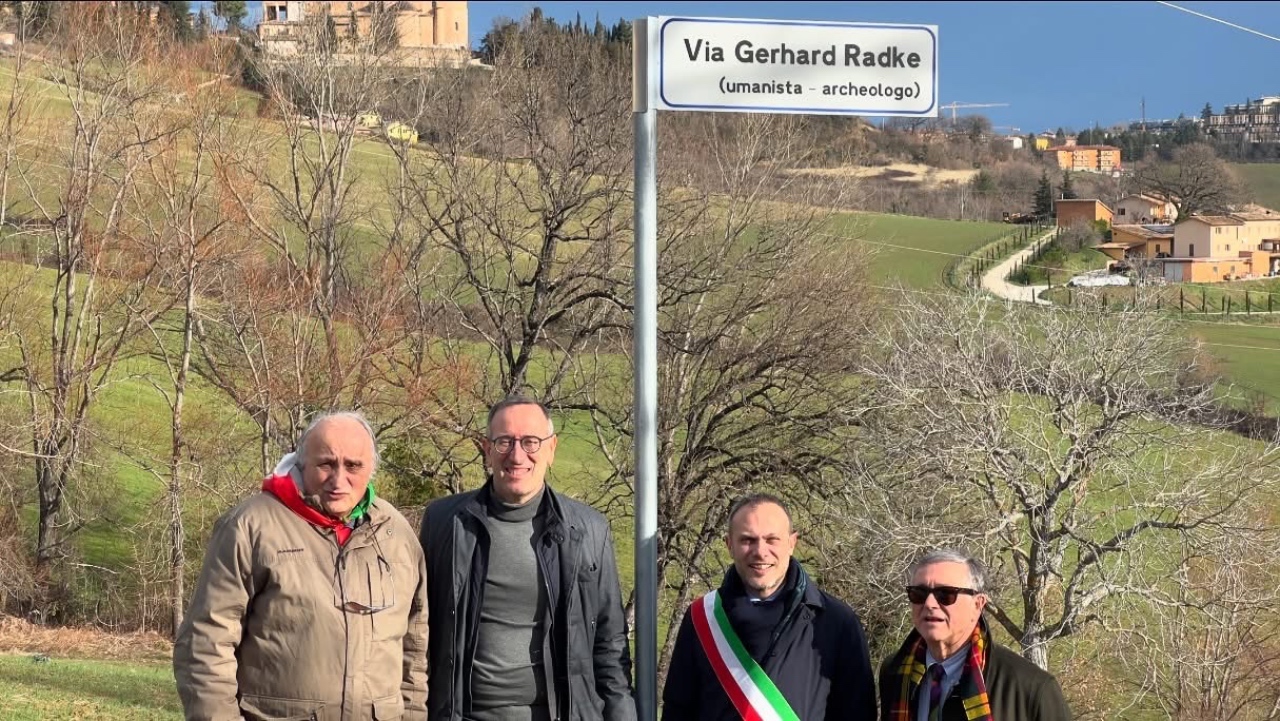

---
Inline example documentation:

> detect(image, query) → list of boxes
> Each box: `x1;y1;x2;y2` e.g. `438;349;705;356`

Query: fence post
1180;287;1185;315
1202;288;1208;312
1247;291;1251;315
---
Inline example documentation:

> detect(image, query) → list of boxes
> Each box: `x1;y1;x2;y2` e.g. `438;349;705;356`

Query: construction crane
994;125;1021;134
941;102;1009;121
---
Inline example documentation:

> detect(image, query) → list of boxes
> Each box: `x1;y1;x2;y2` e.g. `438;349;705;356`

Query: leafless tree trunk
130;40;244;637
16;4;181;568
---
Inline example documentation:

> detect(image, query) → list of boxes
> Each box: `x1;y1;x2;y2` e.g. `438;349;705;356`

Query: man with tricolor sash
661;493;877;721
878;549;1071;721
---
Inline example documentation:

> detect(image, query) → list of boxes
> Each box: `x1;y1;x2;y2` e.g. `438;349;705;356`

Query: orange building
1054;198;1114;229
260;1;468;58
1045;145;1122;173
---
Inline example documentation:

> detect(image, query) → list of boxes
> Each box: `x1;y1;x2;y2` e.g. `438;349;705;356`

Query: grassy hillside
826;213;1013;288
1233;162;1280;211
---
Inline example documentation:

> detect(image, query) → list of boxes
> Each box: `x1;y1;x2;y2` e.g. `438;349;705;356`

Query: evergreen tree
193;8;210;40
158;0;193;42
1060;170;1077;200
212;0;246;31
971;169;995;194
1034;170;1054;218
1201;102;1213;124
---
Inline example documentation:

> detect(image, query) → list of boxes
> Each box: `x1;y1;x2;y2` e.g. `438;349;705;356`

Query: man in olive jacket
419;395;636;721
174;412;428;721
879;549;1071;721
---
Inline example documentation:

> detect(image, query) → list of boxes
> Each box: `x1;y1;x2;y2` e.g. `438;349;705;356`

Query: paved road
981;230;1057;306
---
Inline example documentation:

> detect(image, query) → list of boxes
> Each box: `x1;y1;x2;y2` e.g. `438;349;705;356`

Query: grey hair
486;394;555;436
296;411;380;476
906;548;987;594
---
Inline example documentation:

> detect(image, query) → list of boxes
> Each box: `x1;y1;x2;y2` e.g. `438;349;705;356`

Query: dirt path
981;230;1056;306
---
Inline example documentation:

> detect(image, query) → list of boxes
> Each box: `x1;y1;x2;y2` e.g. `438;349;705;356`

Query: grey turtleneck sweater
469;486;551;721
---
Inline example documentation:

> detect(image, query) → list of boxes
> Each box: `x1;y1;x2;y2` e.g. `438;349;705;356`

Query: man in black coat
661;493;877;721
419;395;636;721
878;549;1071;721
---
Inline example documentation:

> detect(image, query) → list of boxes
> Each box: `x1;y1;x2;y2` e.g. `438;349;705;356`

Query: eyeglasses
488;434;555;455
906;585;980;606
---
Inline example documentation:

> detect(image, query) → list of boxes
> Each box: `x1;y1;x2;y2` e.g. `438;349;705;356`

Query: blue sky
228;1;1280;134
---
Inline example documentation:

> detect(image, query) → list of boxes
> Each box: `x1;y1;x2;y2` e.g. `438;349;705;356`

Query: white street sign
656;16;938;116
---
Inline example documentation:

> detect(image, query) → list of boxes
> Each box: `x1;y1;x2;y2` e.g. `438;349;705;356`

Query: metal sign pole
631;15;659;721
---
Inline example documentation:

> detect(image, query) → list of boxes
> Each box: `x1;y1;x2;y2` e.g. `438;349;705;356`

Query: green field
1233;162;1280;211
0;655;181;720
825;213;1014;288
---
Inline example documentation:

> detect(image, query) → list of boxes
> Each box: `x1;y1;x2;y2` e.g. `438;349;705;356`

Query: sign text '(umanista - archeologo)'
684;39;923;69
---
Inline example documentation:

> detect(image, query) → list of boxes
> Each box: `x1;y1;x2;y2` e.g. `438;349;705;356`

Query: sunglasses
905;585;980;606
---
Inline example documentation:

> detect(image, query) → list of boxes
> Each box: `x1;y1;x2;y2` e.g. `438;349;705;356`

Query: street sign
630;14;940;721
655;16;938;116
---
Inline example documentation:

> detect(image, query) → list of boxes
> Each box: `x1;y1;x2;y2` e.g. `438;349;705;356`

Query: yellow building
1160;207;1280;282
1096;224;1174;263
1045;145;1122;173
260;1;469;59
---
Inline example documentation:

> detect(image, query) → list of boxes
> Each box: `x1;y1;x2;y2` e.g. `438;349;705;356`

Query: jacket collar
719;558;824;611
466;480;566;529
892;614;994;671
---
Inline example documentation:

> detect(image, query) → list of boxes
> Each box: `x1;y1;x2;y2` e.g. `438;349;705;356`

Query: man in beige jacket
173;411;428;721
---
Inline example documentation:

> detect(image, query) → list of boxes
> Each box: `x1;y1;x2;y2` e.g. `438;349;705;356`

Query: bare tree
0;6;41;230
390;26;634;410
1134;143;1249;220
14;4;182;568
127;40;246;636
196;16;413;467
846;293;1280;671
1117;530;1280;720
582;111;877;678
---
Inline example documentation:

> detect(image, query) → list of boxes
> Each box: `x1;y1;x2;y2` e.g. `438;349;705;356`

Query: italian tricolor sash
690;590;800;721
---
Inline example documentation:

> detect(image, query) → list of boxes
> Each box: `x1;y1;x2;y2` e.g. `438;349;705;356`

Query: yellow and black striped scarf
886;623;993;721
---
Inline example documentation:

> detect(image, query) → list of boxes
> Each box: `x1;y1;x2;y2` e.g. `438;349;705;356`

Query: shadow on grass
0;654;181;713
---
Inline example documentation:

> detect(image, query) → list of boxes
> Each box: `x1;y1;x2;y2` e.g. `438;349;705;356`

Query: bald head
297;411;378;518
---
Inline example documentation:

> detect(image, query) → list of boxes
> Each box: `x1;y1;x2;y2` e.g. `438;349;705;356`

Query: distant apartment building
1045;145;1122;173
1206;96;1280;144
259;1;468;61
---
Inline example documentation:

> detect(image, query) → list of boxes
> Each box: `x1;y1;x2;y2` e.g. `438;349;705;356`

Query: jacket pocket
372;694;404;720
239;694;325;720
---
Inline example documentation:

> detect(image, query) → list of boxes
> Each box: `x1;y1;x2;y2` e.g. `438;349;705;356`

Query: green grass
1186;321;1280;413
0;654;181;720
826;212;1014;288
1233;162;1280;212
1009;244;1110;286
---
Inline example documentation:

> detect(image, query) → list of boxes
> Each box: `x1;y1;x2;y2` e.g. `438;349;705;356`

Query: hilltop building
258;1;469;62
1206;96;1280;144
